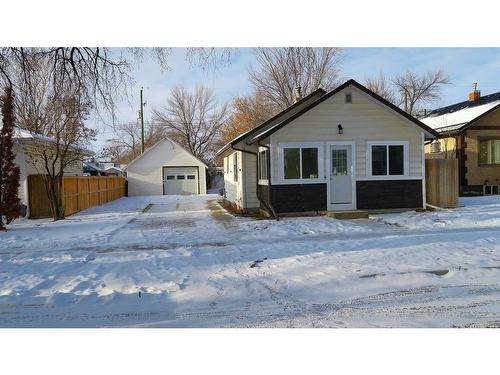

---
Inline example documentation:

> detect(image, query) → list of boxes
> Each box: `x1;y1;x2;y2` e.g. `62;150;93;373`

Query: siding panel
270;86;424;182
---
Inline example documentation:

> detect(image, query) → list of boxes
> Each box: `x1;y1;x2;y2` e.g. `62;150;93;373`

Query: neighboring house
421;84;500;195
84;160;126;177
126;137;207;196
216;79;438;216
13;129;88;216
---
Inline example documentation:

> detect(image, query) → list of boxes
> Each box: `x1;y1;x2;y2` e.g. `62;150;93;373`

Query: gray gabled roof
217;80;438;153
216;88;327;155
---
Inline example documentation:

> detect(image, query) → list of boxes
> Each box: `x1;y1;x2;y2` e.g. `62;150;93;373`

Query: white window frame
258;147;269;185
233;152;238;182
366;141;409;179
277;142;324;184
479;138;500;165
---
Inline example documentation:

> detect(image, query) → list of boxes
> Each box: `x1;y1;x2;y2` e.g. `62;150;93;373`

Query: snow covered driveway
1;194;500;327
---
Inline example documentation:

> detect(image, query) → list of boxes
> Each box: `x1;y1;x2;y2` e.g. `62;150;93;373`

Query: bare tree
365;69;450;115
365;72;397;104
219;90;277;147
101;121;168;163
393;69;450;115
0;47;234;119
153;86;229;165
24;94;95;220
9;55;95;220
249;47;343;110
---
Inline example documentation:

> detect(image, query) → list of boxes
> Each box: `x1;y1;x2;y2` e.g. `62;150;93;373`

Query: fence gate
27;175;126;219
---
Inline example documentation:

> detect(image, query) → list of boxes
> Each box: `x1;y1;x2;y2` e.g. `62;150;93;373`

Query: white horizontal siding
270;86;424;182
243;152;259;208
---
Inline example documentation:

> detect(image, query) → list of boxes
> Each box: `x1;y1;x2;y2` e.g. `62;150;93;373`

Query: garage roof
125;137;208;170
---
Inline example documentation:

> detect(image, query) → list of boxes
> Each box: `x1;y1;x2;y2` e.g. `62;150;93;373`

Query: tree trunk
44;175;65;221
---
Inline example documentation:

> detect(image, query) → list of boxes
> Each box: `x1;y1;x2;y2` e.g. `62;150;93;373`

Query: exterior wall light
338;124;343;134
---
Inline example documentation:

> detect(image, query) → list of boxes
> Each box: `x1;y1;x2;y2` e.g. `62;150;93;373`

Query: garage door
163;167;199;195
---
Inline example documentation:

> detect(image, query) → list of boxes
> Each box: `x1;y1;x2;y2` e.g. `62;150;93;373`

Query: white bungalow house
216;79;438;217
126;137;207;196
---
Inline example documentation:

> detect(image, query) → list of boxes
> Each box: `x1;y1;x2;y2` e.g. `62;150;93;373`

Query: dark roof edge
216;88;327;155
248;79;439;143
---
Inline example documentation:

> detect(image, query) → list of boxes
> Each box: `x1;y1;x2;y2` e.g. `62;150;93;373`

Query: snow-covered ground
1;194;499;327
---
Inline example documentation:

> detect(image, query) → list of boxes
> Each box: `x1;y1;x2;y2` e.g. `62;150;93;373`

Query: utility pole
140;87;145;153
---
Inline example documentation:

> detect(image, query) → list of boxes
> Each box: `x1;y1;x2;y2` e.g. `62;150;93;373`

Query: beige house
126;137;207;196
217;79;438;217
421;85;500;195
13;129;86;216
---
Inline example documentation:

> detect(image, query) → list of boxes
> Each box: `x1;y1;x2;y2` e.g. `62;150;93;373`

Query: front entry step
326;210;369;220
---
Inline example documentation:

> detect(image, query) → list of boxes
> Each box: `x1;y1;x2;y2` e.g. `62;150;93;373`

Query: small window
166;175;175;180
177;175;185;180
284;148;300;179
301;148;318;179
371;145;387;175
430;141;441;153
233;152;238;182
283;147;319;180
345;93;352;103
370;144;406;176
225;157;229;173
187;175;196;180
259;150;268;180
479;139;500;165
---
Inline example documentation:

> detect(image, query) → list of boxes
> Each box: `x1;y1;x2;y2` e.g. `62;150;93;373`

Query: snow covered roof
13;127;93;155
420;92;500;134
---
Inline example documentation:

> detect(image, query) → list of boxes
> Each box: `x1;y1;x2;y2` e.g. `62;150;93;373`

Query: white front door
329;145;354;210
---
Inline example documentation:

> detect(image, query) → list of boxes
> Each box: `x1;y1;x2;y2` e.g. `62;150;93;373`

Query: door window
332;149;348;175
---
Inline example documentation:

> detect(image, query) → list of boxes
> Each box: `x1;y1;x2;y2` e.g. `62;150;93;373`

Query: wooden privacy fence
28;175;126;219
425;159;459;208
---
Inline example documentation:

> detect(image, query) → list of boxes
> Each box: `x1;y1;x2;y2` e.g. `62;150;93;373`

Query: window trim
478;137;500;166
366;141;409;179
277;142;324;184
258;148;269;185
233;152;238;182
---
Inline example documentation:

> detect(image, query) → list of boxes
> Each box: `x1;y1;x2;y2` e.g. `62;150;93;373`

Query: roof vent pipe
294;86;302;103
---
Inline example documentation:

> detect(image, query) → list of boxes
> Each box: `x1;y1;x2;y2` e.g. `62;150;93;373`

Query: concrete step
326;210;369;220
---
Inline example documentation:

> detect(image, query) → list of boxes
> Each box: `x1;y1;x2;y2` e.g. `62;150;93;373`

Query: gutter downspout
257;140;279;221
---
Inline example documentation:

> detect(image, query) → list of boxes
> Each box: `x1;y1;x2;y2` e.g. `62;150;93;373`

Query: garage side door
163;166;199;195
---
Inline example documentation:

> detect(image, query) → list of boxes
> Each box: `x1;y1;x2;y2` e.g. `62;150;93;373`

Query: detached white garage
126;137;207;196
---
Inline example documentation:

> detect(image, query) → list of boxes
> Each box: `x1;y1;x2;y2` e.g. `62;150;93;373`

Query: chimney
294;86;302;103
469;82;481;101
